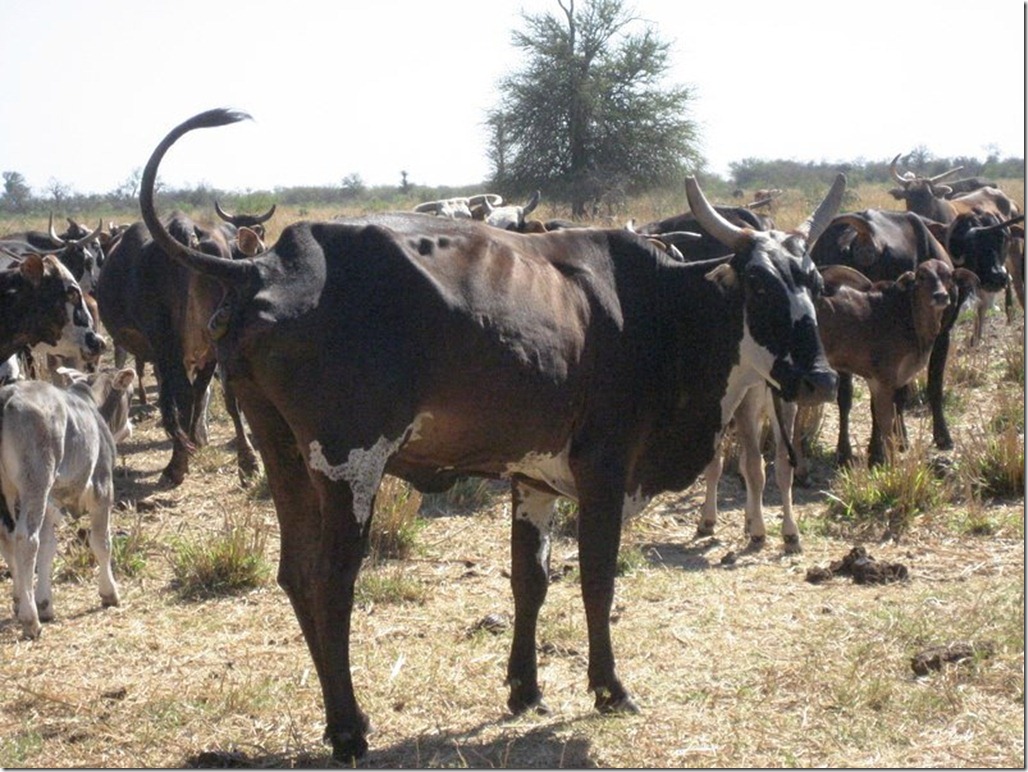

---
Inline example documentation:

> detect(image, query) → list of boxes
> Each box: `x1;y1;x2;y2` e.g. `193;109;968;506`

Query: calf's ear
113;368;137;391
895;271;916;290
19;253;46;286
704;263;738;290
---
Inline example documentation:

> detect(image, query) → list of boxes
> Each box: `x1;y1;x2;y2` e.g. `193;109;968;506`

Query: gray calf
0;366;135;638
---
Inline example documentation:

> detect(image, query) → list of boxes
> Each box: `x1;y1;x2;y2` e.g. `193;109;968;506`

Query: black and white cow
138;109;840;760
0;365;135;639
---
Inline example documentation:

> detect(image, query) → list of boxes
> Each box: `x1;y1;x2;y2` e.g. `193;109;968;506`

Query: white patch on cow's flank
505;445;577;499
308;425;413;526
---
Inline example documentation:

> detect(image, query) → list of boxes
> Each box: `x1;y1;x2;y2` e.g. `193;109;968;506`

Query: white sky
1;0;1024;196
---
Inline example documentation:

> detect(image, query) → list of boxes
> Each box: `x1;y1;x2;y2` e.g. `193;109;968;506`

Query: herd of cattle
0;108;1023;760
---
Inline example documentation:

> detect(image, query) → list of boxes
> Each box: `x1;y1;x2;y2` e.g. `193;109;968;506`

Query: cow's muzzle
82;331;107;361
771;362;838;406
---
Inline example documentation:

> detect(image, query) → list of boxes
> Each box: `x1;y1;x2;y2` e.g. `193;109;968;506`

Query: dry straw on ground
0;183;1023;768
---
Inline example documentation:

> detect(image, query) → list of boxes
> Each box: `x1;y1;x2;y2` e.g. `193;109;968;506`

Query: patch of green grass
825;456;946;537
168;510;272;600
0;730;44;767
354;564;428;606
369;475;424;562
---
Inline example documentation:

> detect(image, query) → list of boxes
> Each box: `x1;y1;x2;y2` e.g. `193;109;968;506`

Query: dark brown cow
810;209;972;450
95;213;263;486
139;109;840;760
813;261;979;465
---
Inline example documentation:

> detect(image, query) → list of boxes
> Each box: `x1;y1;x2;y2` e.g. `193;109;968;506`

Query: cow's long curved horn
48;213;67;245
413;201;442;213
523;190;541;217
928;165;964;184
214;200;234;222
979;213;1026;233
795;173;847;244
253;203;276;224
685;176;749;252
140;108;260;286
70;219;104;247
889;154;906;184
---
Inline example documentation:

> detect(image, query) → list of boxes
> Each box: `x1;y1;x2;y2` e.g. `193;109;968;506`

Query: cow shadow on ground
183;718;596;768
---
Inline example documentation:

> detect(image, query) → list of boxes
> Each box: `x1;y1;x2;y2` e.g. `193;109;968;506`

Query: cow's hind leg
11;493;47;639
220;372;260;483
85;490;120;608
33;505;63;621
507;481;556;715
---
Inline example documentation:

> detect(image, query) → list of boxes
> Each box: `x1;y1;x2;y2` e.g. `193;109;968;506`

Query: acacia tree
487;0;700;217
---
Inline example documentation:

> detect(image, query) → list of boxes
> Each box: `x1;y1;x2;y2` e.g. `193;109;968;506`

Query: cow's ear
236;227;264;257
1010;224;1024;239
19;253;46;286
114;367;137;391
704;263;738;290
895;271;916;289
888;188;906;200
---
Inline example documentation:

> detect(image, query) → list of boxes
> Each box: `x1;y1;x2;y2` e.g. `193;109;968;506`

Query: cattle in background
693;175;847;554
139;109;840;760
811;209;971;451
698;259;978;547
0;365;135;639
413;194;502;219
929;212;1025;345
1007;222;1025;310
942;177;998;198
888;154;1020;224
1;215;106;296
471;190;542;231
634;202;775;260
214;200;276;241
95;213;263;486
0;250;105;366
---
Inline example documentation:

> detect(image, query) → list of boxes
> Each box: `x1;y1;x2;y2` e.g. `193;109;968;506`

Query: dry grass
0;185;1023;768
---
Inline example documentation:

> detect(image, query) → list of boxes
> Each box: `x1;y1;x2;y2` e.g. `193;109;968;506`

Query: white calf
0;366;135;638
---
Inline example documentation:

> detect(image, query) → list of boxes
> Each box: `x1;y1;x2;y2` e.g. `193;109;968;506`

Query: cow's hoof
159;467;186;488
325;722;370;762
745;535;766;553
20;620;42;640
695;523;715;538
782;534;802;554
37;599;53;621
101;592;120;608
507;679;548;716
594;688;640;715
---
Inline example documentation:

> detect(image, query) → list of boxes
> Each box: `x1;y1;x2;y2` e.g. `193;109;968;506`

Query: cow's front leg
735;391;767;550
507;481;557;715
237;392;372;761
572;453;638;714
